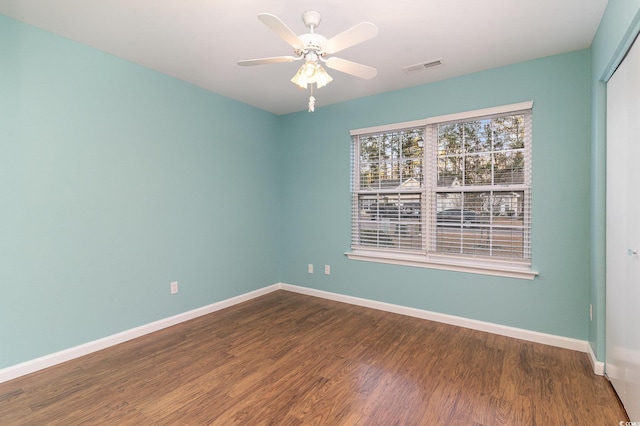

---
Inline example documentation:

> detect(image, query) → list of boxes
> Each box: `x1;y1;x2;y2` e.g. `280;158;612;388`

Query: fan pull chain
308;84;316;112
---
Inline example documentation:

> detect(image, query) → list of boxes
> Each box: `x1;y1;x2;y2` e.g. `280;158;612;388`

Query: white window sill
345;249;538;280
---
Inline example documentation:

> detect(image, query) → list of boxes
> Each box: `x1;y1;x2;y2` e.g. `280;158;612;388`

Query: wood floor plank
0;290;629;424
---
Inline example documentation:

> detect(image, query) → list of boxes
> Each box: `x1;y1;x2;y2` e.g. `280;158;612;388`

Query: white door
606;36;640;421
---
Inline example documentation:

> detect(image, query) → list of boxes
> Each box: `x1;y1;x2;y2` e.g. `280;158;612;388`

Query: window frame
346;102;538;280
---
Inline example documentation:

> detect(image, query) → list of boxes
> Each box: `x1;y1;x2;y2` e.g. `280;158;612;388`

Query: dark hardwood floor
0;290;628;425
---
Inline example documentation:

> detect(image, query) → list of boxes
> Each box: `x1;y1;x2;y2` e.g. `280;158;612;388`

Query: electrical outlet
170;281;178;294
324;265;330;275
308;264;314;274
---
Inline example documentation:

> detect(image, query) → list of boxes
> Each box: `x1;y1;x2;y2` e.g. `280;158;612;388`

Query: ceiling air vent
402;59;443;74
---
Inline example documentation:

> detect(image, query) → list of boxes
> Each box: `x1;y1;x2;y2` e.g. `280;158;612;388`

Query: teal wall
3;4;627;370
589;0;640;361
0;15;280;368
279;50;592;340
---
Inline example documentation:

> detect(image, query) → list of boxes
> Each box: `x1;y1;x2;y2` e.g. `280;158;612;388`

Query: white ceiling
0;0;608;115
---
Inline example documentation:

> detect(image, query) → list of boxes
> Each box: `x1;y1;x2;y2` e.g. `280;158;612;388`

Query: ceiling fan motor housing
298;33;328;57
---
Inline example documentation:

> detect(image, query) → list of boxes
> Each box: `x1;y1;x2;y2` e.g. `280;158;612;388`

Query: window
348;102;536;279
353;125;425;251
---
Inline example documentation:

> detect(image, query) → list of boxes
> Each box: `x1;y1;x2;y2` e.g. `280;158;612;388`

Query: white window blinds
351;126;426;251
427;110;532;260
349;102;533;275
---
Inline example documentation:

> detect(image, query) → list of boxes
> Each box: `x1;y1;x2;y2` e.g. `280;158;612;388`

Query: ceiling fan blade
258;13;303;49
237;56;298;66
324;22;378;54
325;57;377;79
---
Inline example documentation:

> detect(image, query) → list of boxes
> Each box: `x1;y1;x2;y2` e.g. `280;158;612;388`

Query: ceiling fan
237;11;378;111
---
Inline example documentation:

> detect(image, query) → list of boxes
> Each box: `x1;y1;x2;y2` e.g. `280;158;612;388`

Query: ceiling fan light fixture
291;65;309;89
314;65;333;88
290;61;333;89
303;61;318;78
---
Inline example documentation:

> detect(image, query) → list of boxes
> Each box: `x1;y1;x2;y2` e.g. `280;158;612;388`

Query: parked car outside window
436;209;479;227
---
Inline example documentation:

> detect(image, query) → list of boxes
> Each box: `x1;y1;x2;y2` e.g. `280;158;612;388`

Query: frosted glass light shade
291;61;333;89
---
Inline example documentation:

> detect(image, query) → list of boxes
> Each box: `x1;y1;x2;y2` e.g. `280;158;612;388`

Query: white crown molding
0;282;601;383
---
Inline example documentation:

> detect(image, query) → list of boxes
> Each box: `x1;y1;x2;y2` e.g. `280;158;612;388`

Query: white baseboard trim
278;283;598;370
587;342;605;375
0;284;280;384
0;282;602;383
